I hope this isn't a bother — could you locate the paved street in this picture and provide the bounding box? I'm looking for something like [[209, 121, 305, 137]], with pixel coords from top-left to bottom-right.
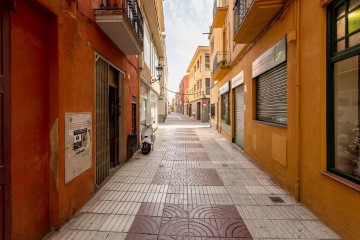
[[47, 113, 340, 240]]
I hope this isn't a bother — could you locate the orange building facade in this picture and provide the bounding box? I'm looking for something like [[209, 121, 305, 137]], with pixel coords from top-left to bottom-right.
[[210, 0, 360, 239], [2, 0, 144, 239]]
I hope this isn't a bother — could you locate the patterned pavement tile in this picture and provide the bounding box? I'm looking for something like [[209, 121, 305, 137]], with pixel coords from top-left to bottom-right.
[[163, 204, 188, 218], [159, 218, 189, 236], [125, 233, 158, 240], [137, 203, 165, 217], [48, 124, 340, 240], [215, 219, 252, 238], [128, 216, 162, 235]]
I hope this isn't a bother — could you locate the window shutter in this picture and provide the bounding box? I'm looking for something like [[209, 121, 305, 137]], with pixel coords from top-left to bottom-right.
[[256, 62, 287, 125]]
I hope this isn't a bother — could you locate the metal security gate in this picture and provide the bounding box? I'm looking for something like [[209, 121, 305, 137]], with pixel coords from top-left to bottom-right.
[[0, 3, 10, 239], [234, 84, 245, 149], [256, 62, 287, 125], [96, 57, 110, 186]]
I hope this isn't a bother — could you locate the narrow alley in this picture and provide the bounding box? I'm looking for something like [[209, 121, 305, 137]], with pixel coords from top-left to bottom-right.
[[47, 113, 340, 240]]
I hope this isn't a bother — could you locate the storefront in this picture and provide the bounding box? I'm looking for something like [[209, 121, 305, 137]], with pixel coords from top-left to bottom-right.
[[253, 37, 287, 126], [151, 90, 158, 124], [232, 71, 245, 149], [220, 82, 230, 136], [140, 81, 150, 134]]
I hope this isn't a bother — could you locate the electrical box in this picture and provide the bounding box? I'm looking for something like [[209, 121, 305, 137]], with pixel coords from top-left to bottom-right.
[[65, 113, 92, 184]]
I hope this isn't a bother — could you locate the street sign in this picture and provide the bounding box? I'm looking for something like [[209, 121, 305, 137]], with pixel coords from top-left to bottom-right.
[[202, 102, 207, 107]]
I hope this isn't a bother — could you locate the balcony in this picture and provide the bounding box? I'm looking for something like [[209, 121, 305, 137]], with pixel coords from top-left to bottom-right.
[[95, 0, 144, 55], [212, 51, 230, 80], [233, 0, 285, 43], [213, 0, 228, 28]]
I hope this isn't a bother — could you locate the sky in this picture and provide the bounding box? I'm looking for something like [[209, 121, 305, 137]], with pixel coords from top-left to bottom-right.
[[163, 0, 213, 101]]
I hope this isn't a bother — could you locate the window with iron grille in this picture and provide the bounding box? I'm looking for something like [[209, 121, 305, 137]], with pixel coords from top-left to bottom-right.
[[327, 0, 360, 184]]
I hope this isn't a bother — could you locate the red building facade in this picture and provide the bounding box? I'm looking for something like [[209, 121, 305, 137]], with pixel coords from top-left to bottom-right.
[[3, 0, 142, 239]]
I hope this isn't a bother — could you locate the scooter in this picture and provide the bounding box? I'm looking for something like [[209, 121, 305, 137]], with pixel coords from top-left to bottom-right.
[[140, 121, 156, 154]]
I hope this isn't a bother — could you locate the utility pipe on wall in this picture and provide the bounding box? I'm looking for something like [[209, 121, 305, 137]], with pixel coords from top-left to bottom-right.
[[294, 0, 302, 201]]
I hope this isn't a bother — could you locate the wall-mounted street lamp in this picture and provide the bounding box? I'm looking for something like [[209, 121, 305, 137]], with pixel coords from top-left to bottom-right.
[[151, 63, 163, 84]]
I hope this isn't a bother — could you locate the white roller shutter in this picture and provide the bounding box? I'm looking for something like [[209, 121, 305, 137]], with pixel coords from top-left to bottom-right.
[[256, 62, 287, 125], [234, 84, 245, 149]]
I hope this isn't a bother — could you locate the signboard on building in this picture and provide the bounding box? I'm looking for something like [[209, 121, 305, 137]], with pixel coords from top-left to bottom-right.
[[65, 113, 92, 184], [231, 70, 244, 89], [219, 82, 230, 95], [252, 37, 286, 78]]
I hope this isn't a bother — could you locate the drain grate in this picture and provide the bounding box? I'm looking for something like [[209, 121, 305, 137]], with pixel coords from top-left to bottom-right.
[[222, 164, 228, 167], [269, 196, 284, 203]]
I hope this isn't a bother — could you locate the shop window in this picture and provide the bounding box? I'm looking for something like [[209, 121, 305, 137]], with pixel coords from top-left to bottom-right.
[[328, 0, 360, 184], [221, 93, 230, 124]]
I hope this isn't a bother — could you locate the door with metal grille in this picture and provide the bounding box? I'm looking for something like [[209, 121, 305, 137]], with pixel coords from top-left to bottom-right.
[[95, 57, 110, 186], [0, 3, 10, 239], [234, 84, 245, 149]]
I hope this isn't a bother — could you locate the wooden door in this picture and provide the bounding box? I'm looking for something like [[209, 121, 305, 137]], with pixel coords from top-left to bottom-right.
[[0, 2, 11, 240]]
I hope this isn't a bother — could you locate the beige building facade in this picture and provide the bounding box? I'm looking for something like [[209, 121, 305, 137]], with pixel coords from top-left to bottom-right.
[[186, 46, 211, 122], [209, 0, 360, 239]]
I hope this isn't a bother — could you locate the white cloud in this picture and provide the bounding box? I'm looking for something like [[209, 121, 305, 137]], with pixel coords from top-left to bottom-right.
[[164, 0, 212, 100]]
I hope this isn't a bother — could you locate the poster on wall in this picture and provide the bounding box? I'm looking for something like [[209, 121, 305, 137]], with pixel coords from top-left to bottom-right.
[[65, 113, 92, 184]]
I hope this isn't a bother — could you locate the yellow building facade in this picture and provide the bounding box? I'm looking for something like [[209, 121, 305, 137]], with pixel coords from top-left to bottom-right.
[[210, 0, 360, 239], [186, 46, 211, 122]]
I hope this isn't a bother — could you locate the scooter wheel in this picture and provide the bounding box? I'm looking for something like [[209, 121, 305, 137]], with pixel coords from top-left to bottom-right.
[[142, 142, 151, 155]]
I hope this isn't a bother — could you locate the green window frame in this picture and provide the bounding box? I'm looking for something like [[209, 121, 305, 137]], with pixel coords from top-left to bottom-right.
[[327, 0, 360, 184]]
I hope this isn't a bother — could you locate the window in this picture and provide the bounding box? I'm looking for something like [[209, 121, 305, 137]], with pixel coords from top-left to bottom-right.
[[211, 104, 216, 118], [328, 0, 360, 184], [221, 93, 230, 124], [205, 54, 210, 71], [206, 78, 210, 95], [200, 56, 202, 72], [256, 62, 287, 125]]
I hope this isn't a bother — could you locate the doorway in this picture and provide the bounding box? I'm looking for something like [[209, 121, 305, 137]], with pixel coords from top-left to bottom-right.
[[95, 55, 124, 186], [0, 3, 10, 239]]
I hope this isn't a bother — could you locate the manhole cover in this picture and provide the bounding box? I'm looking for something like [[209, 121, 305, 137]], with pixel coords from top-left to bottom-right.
[[269, 196, 284, 203], [159, 164, 164, 168], [222, 164, 228, 167]]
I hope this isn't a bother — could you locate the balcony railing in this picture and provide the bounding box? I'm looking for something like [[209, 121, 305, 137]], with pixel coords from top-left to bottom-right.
[[212, 51, 230, 80], [233, 0, 253, 38], [213, 0, 229, 19], [95, 0, 144, 54], [213, 51, 229, 75], [233, 0, 285, 43], [213, 0, 228, 28]]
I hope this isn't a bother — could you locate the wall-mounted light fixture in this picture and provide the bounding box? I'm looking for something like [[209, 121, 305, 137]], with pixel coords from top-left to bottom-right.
[[151, 63, 164, 84]]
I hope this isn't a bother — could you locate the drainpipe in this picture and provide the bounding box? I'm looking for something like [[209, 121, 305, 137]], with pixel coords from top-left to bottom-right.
[[294, 0, 301, 201]]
